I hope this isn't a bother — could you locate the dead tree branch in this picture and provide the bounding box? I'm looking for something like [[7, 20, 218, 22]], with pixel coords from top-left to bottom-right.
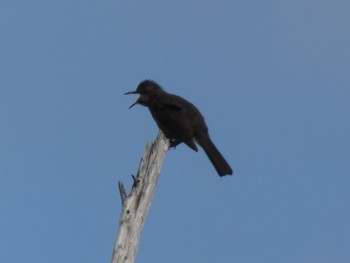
[[111, 131, 169, 263]]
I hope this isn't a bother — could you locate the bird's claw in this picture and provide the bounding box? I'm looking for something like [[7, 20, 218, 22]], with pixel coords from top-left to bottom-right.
[[169, 139, 181, 149]]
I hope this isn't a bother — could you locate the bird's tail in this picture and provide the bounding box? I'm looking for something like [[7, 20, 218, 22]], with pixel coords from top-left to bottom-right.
[[196, 135, 233, 176]]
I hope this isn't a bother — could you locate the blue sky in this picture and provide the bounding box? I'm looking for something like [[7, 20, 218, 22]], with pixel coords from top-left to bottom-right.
[[1, 0, 349, 262]]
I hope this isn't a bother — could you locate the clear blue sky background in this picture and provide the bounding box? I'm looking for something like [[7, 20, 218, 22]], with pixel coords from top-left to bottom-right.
[[1, 0, 349, 262]]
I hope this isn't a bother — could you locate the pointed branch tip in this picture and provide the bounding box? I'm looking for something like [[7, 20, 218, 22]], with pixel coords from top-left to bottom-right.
[[118, 181, 127, 204]]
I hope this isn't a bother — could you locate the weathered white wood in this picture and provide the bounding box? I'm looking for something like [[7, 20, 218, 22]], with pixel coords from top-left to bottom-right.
[[111, 131, 169, 263]]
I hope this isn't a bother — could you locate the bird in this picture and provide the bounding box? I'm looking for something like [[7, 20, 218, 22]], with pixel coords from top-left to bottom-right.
[[125, 80, 233, 176]]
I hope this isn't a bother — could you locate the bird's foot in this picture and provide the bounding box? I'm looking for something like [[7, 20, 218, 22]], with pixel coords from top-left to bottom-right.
[[169, 139, 181, 150]]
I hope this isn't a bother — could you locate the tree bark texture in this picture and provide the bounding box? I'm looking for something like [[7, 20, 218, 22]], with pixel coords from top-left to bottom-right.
[[111, 131, 169, 263]]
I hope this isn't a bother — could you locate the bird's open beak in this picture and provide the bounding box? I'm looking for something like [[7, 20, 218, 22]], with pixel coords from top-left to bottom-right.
[[124, 90, 138, 95], [124, 90, 139, 109], [127, 99, 140, 109]]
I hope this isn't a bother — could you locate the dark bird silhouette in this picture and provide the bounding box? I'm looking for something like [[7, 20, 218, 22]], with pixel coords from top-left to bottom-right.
[[125, 80, 233, 176]]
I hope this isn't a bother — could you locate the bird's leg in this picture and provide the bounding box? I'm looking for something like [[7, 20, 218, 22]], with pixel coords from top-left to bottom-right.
[[169, 139, 182, 149]]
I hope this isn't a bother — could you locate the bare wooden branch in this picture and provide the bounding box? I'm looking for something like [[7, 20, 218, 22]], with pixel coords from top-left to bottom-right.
[[111, 131, 169, 263], [118, 181, 127, 205]]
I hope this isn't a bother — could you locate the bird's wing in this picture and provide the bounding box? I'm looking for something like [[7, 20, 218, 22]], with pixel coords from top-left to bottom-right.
[[160, 103, 182, 111], [158, 94, 189, 111]]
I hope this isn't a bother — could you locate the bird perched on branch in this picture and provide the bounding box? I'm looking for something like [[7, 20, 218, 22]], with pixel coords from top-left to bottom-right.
[[125, 80, 233, 176]]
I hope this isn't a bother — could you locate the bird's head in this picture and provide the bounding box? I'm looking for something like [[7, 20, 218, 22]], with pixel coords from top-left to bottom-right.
[[125, 80, 163, 109]]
